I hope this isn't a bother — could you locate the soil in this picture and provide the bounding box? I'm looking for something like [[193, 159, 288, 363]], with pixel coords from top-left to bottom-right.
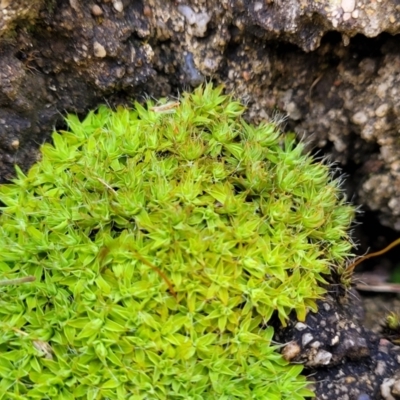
[[276, 287, 400, 400]]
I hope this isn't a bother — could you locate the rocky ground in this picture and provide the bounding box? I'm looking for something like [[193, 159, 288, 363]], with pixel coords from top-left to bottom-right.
[[1, 0, 400, 231]]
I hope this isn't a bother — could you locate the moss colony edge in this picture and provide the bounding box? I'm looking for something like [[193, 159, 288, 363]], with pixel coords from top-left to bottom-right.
[[0, 85, 354, 399]]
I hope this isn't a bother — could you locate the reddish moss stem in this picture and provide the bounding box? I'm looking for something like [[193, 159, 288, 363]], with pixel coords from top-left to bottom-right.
[[346, 237, 400, 274]]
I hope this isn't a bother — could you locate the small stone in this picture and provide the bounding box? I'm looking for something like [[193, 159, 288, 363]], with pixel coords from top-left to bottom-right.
[[313, 350, 332, 366], [10, 139, 19, 150], [93, 41, 106, 58], [302, 333, 314, 346], [113, 0, 123, 12], [352, 111, 368, 125], [341, 0, 356, 13], [352, 9, 359, 18], [343, 12, 351, 21], [254, 1, 263, 11], [282, 341, 301, 361], [331, 335, 340, 346], [0, 0, 10, 8], [322, 302, 331, 311], [375, 103, 389, 117], [381, 378, 395, 400], [295, 322, 308, 331], [143, 5, 152, 17], [91, 4, 103, 16], [390, 14, 396, 23], [391, 380, 400, 396], [286, 101, 302, 120]]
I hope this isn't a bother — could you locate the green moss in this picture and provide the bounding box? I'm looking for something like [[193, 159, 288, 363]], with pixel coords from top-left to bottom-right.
[[0, 84, 354, 399]]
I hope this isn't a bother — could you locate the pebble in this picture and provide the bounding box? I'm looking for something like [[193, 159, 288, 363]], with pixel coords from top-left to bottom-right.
[[113, 0, 123, 12], [381, 378, 395, 400], [313, 350, 332, 366], [0, 0, 10, 9], [91, 4, 103, 16], [352, 9, 359, 18], [282, 341, 301, 361], [375, 103, 389, 117], [322, 302, 331, 311], [391, 380, 400, 396], [93, 42, 106, 58], [343, 12, 351, 21], [295, 322, 308, 331], [302, 333, 314, 346], [331, 335, 340, 346], [352, 111, 368, 125], [341, 0, 356, 13], [143, 5, 152, 17], [310, 341, 321, 349], [286, 101, 302, 120]]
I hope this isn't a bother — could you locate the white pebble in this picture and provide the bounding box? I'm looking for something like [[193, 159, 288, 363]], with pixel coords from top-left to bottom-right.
[[302, 333, 314, 346], [352, 111, 368, 125], [113, 0, 123, 12], [341, 0, 356, 13], [343, 12, 351, 21], [295, 322, 308, 331]]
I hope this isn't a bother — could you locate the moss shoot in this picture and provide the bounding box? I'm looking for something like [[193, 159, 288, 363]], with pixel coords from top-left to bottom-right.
[[0, 84, 354, 399]]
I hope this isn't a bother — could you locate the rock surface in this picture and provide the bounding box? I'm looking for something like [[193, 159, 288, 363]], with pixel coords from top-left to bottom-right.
[[1, 0, 400, 230]]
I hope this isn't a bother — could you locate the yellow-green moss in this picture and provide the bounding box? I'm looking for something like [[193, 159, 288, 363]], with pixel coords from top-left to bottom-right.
[[0, 84, 354, 399]]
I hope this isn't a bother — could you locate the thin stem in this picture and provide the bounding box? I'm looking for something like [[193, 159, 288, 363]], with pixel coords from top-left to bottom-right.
[[346, 237, 400, 274], [0, 276, 36, 286]]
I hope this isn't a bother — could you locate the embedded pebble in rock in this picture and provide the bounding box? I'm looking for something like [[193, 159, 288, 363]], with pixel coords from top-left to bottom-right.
[[343, 13, 352, 22], [311, 349, 332, 366], [322, 302, 331, 311], [286, 101, 302, 120], [302, 332, 314, 346], [352, 111, 368, 125], [391, 380, 400, 395], [93, 42, 106, 58], [375, 360, 387, 376], [381, 378, 396, 400], [0, 0, 11, 8], [112, 0, 123, 12], [91, 4, 103, 16], [295, 322, 308, 331], [310, 341, 321, 349], [375, 103, 390, 117], [177, 5, 211, 37], [331, 334, 340, 346], [341, 0, 356, 13]]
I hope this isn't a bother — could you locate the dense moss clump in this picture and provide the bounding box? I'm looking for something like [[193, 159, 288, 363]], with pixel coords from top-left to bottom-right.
[[0, 85, 354, 399]]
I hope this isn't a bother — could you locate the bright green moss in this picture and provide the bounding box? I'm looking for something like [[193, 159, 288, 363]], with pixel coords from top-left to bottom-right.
[[0, 84, 354, 399]]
